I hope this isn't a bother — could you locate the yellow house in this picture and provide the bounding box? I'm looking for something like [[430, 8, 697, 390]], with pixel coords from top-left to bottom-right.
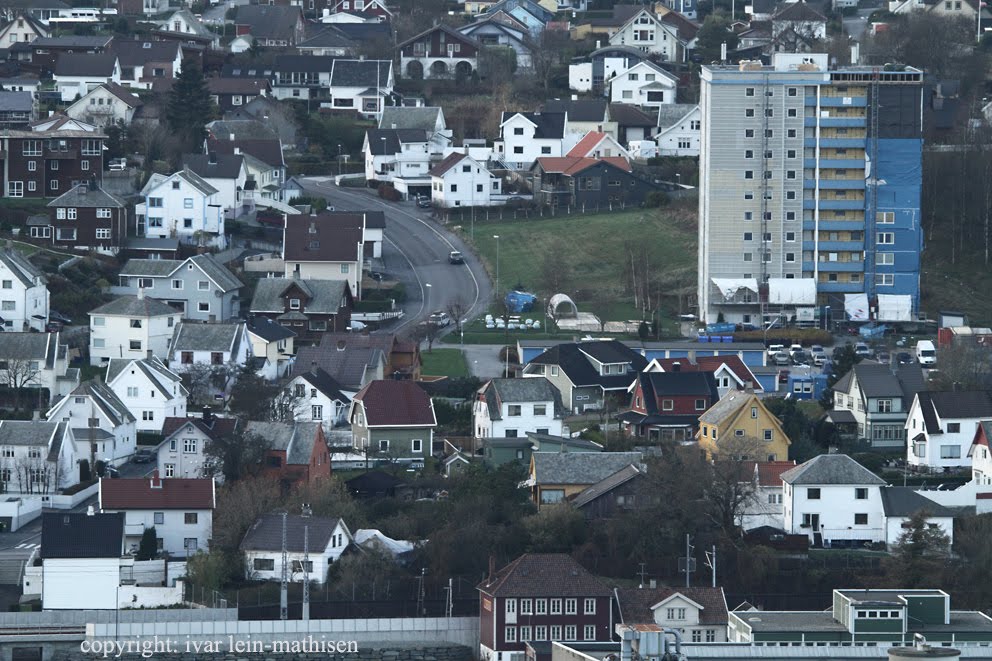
[[697, 391, 791, 462]]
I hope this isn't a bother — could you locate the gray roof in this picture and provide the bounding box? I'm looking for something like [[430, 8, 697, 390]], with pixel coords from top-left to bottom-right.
[[298, 27, 354, 49], [656, 103, 698, 129], [531, 451, 642, 485], [697, 389, 753, 425], [189, 254, 243, 292], [123, 237, 179, 252], [106, 357, 184, 401], [0, 91, 32, 113], [0, 332, 59, 365], [329, 59, 391, 88], [159, 9, 215, 39], [53, 52, 117, 77], [292, 343, 383, 391], [118, 255, 241, 292], [780, 454, 886, 486], [571, 463, 645, 508], [0, 248, 45, 288], [47, 183, 124, 210], [241, 513, 343, 553], [245, 420, 321, 465], [111, 40, 180, 68], [57, 379, 136, 426], [834, 362, 927, 406], [184, 153, 245, 180], [527, 432, 603, 452], [120, 258, 183, 277], [879, 486, 956, 518], [378, 106, 442, 131], [233, 4, 303, 41], [175, 168, 219, 197], [89, 294, 177, 318], [250, 277, 350, 315], [480, 377, 563, 421], [0, 420, 61, 447], [204, 119, 277, 142], [32, 35, 110, 49], [169, 322, 244, 354]]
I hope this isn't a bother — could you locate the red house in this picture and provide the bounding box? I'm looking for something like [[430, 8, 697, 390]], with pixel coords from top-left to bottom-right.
[[644, 355, 762, 393], [478, 553, 614, 661], [246, 421, 330, 489], [618, 371, 719, 442]]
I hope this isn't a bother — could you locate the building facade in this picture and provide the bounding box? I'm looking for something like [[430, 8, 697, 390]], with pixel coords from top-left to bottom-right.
[[698, 53, 923, 325]]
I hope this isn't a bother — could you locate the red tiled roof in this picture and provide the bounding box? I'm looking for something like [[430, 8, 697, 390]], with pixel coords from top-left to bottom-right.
[[479, 553, 612, 598], [615, 586, 728, 625], [429, 152, 467, 177], [566, 131, 608, 158], [650, 355, 761, 391], [742, 460, 797, 487], [536, 156, 631, 176], [354, 380, 436, 427], [99, 477, 215, 510]]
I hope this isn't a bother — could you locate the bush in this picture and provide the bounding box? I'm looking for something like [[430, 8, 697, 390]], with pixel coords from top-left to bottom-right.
[[377, 183, 401, 201], [734, 328, 834, 346], [644, 191, 670, 208]]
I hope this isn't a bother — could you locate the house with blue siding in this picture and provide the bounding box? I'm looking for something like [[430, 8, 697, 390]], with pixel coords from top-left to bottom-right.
[[516, 339, 768, 368]]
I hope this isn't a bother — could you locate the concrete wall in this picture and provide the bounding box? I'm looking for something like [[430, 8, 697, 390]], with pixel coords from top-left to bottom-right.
[[43, 481, 99, 510], [0, 496, 42, 531], [118, 580, 183, 608]]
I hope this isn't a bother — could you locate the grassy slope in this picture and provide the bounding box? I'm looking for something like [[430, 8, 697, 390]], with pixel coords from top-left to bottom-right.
[[420, 348, 470, 377]]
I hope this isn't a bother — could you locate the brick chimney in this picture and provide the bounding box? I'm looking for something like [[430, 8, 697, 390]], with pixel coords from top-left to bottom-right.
[[150, 470, 162, 489]]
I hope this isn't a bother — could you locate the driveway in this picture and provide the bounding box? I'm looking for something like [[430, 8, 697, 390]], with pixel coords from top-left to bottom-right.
[[295, 178, 494, 334]]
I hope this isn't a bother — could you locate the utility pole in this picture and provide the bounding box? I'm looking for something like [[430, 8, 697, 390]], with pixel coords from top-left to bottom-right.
[[416, 568, 426, 616], [280, 512, 288, 621], [637, 563, 647, 588], [302, 525, 310, 621], [686, 535, 691, 588], [704, 545, 717, 588]]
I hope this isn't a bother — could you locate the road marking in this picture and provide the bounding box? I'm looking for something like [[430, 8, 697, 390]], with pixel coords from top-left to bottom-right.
[[305, 180, 485, 322], [383, 235, 424, 334], [14, 544, 25, 549]]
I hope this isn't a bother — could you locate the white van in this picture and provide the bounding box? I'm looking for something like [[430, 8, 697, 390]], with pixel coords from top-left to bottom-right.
[[916, 340, 937, 366]]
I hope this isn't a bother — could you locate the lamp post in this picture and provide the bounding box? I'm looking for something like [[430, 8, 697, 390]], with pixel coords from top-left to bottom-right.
[[337, 144, 343, 177], [425, 283, 432, 319], [493, 234, 500, 302]]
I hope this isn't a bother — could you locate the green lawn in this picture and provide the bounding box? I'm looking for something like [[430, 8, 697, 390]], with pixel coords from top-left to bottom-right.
[[420, 348, 470, 377], [463, 206, 696, 334]]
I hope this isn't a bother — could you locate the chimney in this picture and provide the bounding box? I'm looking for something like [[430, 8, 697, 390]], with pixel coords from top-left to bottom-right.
[[146, 349, 153, 361], [745, 382, 754, 393], [208, 151, 218, 164], [672, 361, 681, 372], [595, 40, 601, 48], [150, 470, 162, 489], [720, 41, 727, 62], [234, 147, 241, 155], [86, 505, 95, 516], [649, 579, 657, 589], [391, 123, 397, 129], [571, 94, 577, 101], [32, 410, 40, 421], [301, 503, 312, 517], [88, 176, 97, 192], [202, 405, 213, 424], [688, 350, 696, 365], [336, 339, 346, 351], [137, 287, 145, 300], [311, 360, 318, 376]]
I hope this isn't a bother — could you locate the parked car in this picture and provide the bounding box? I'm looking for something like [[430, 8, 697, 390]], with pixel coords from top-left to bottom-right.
[[773, 351, 791, 366], [877, 351, 891, 364], [792, 350, 810, 366], [132, 449, 155, 464], [789, 343, 804, 360], [767, 344, 786, 359], [429, 310, 451, 327], [108, 158, 127, 171], [417, 196, 432, 209], [448, 251, 464, 265], [49, 310, 72, 325], [897, 351, 913, 364], [810, 345, 827, 366], [778, 369, 790, 384], [854, 342, 872, 358]]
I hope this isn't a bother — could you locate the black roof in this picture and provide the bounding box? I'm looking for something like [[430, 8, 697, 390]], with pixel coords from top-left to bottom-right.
[[639, 371, 720, 400], [41, 512, 123, 559], [298, 366, 349, 403], [183, 153, 245, 179], [541, 98, 608, 122], [233, 4, 302, 41], [501, 111, 566, 139], [330, 59, 391, 88], [880, 486, 956, 518], [916, 390, 992, 434], [246, 315, 296, 342], [240, 513, 341, 553], [298, 27, 354, 49], [346, 470, 403, 493], [111, 40, 180, 67], [530, 341, 647, 390], [53, 52, 117, 77], [331, 22, 392, 42], [366, 127, 428, 155]]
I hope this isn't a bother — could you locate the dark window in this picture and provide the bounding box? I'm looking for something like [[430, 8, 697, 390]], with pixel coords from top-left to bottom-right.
[[807, 488, 821, 499]]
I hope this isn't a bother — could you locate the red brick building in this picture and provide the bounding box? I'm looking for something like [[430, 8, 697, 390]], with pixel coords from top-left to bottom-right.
[[247, 421, 330, 490], [42, 181, 128, 251], [3, 129, 107, 198], [478, 554, 614, 661], [618, 371, 719, 442]]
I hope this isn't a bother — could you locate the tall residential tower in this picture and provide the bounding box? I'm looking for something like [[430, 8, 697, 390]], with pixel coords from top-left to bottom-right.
[[698, 53, 923, 325]]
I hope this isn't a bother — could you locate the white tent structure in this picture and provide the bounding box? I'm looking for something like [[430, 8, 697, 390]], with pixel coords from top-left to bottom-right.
[[547, 293, 579, 319], [844, 293, 870, 321], [767, 278, 816, 305], [876, 294, 913, 322]]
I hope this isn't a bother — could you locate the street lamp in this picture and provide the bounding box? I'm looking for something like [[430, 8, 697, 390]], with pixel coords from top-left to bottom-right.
[[493, 235, 500, 301], [425, 283, 432, 313], [337, 144, 343, 177], [764, 316, 780, 349]]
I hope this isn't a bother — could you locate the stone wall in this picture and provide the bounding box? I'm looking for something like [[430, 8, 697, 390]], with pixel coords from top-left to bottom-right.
[[48, 643, 474, 661]]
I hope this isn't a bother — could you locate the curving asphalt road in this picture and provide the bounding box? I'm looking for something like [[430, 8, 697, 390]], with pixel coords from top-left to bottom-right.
[[296, 178, 494, 335]]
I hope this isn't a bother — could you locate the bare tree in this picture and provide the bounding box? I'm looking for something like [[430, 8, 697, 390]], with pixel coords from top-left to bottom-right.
[[1, 358, 41, 409], [526, 29, 572, 94], [408, 321, 440, 354], [446, 297, 467, 334], [928, 343, 992, 391], [706, 435, 766, 543], [772, 21, 825, 53]]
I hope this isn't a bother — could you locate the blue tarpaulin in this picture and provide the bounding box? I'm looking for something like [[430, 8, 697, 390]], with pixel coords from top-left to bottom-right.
[[504, 291, 537, 313]]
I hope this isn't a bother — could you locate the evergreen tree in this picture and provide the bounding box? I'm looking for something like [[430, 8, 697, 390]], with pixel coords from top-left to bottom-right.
[[166, 61, 213, 151], [137, 527, 158, 560]]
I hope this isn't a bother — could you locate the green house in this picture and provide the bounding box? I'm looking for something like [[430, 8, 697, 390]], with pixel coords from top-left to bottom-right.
[[482, 432, 603, 467], [350, 380, 436, 466], [728, 589, 992, 646]]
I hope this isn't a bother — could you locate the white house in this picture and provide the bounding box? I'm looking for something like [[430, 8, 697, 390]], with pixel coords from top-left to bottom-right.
[[906, 391, 992, 471], [739, 460, 795, 531], [64, 82, 141, 127], [247, 316, 296, 381], [281, 213, 364, 300], [88, 291, 181, 366], [99, 474, 215, 556], [0, 246, 49, 332], [655, 104, 700, 156], [879, 486, 956, 548], [327, 59, 394, 120], [53, 53, 121, 103], [135, 169, 226, 250], [157, 9, 220, 49], [970, 420, 992, 486], [40, 512, 124, 610], [183, 153, 250, 217], [283, 366, 353, 429], [363, 127, 451, 195], [156, 411, 237, 480], [0, 420, 76, 495], [609, 60, 678, 107], [0, 332, 78, 400], [609, 9, 687, 62], [473, 377, 565, 439], [494, 111, 569, 170], [615, 586, 729, 642], [429, 152, 501, 208], [240, 513, 352, 584], [105, 357, 187, 433], [168, 322, 251, 371], [47, 379, 137, 467], [781, 454, 887, 546], [0, 13, 48, 46]]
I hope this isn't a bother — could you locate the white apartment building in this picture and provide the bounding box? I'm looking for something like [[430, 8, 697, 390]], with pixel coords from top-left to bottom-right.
[[136, 169, 226, 250], [88, 291, 181, 366]]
